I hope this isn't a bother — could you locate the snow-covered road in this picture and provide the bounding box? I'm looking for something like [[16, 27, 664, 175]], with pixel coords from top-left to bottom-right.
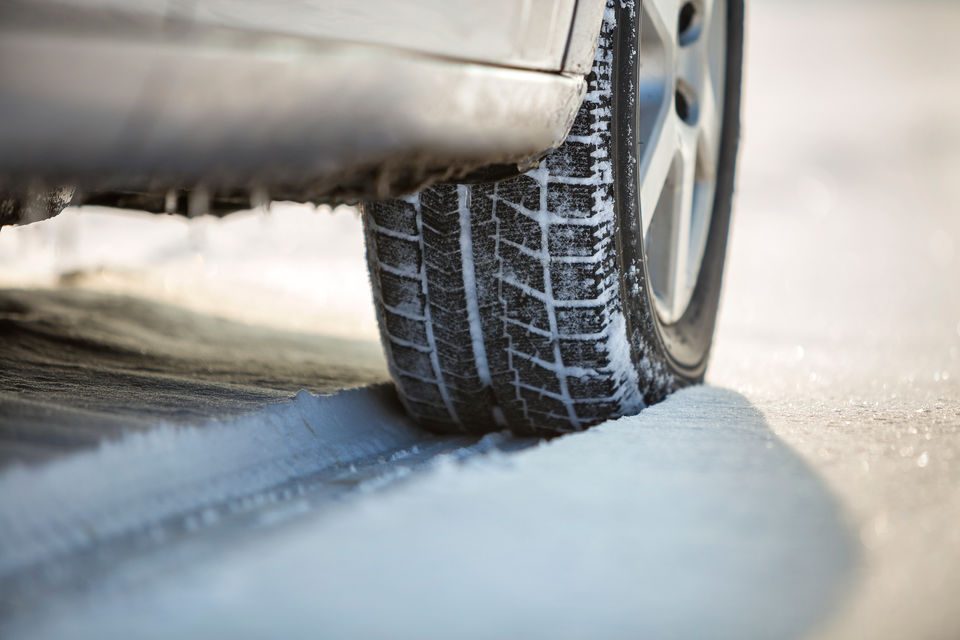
[[1, 386, 853, 640], [1, 1, 959, 639]]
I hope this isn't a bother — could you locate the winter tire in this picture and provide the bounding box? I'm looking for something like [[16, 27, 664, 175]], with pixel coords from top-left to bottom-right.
[[363, 0, 743, 435]]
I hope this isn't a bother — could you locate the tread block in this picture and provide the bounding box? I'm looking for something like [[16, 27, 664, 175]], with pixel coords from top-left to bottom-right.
[[437, 343, 479, 377], [566, 121, 592, 141], [566, 375, 618, 399], [421, 186, 461, 217], [499, 243, 545, 292], [573, 400, 622, 422], [491, 370, 519, 392], [468, 184, 496, 219], [384, 313, 428, 347], [442, 373, 487, 395], [567, 104, 597, 138], [556, 307, 606, 335], [422, 223, 461, 256], [544, 146, 595, 179], [559, 339, 609, 370], [495, 204, 542, 250], [547, 183, 596, 218], [377, 271, 425, 315], [424, 262, 466, 295], [431, 323, 473, 348], [518, 389, 569, 418], [548, 224, 599, 257], [481, 318, 512, 375], [472, 260, 500, 308], [374, 232, 421, 271], [495, 175, 541, 211], [505, 323, 555, 363], [397, 375, 446, 405], [471, 219, 497, 244], [429, 304, 469, 332], [512, 356, 562, 394], [423, 251, 463, 275], [500, 281, 550, 331], [551, 261, 599, 301], [367, 201, 418, 236], [391, 343, 436, 380]]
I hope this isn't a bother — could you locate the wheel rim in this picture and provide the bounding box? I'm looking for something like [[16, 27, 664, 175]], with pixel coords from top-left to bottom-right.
[[637, 0, 727, 325]]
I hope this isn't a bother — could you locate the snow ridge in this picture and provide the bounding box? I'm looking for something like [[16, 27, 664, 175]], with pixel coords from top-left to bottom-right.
[[0, 385, 431, 577]]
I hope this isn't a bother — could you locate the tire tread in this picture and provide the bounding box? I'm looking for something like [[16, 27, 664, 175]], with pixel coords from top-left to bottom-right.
[[364, 6, 651, 435]]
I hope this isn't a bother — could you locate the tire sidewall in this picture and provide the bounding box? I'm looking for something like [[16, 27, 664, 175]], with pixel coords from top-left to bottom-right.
[[612, 0, 744, 394]]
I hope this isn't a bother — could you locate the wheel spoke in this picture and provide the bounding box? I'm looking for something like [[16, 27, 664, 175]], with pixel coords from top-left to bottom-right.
[[639, 110, 680, 240], [705, 0, 728, 94], [700, 0, 727, 176], [696, 73, 721, 178], [643, 0, 681, 45], [701, 0, 718, 35], [664, 131, 698, 321]]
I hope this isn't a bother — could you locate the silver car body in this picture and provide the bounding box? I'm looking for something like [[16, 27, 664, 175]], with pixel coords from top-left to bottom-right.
[[0, 0, 607, 203]]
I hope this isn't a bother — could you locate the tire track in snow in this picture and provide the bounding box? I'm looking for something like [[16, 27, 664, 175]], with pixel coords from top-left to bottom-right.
[[0, 384, 533, 584]]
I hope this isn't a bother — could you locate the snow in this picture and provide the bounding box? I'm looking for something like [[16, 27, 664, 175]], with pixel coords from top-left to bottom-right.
[[2, 386, 853, 640], [0, 386, 425, 577]]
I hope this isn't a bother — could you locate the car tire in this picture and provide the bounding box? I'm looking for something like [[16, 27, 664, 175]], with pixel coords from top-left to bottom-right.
[[362, 0, 743, 435]]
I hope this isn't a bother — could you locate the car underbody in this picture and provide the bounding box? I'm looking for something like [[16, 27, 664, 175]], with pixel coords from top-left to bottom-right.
[[0, 0, 605, 224]]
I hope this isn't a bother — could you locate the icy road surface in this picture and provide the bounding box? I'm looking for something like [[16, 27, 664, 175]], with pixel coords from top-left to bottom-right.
[[1, 1, 960, 639]]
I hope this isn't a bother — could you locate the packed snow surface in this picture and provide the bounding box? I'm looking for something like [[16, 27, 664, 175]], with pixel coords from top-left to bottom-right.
[[2, 386, 853, 640], [0, 385, 424, 576]]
